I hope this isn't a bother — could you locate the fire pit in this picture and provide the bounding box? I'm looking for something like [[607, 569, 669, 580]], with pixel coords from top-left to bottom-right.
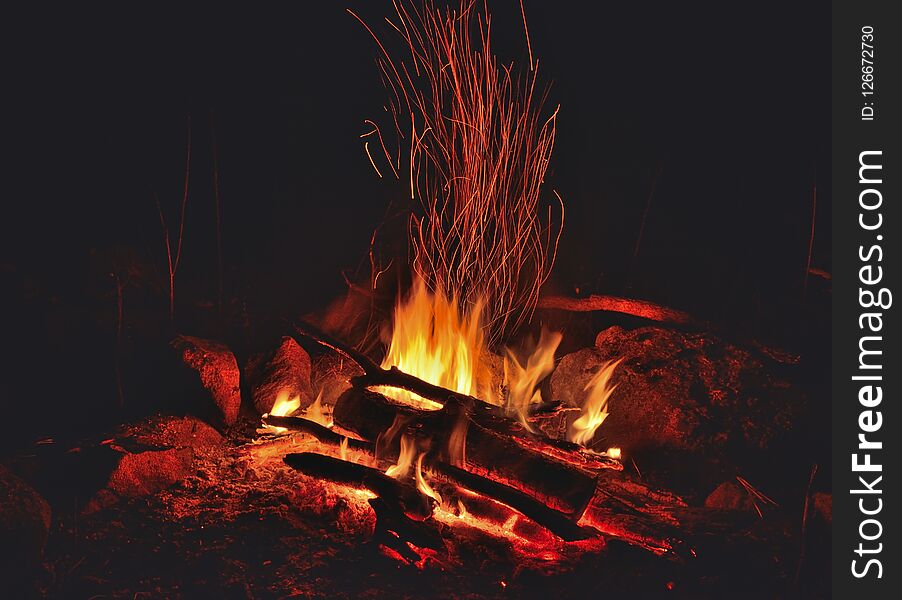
[[1, 0, 830, 598]]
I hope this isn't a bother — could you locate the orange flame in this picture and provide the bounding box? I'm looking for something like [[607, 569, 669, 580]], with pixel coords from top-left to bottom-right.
[[385, 434, 416, 479], [270, 390, 301, 417], [568, 359, 622, 446], [503, 329, 562, 430], [257, 390, 302, 435], [378, 277, 494, 409], [415, 453, 442, 506], [339, 437, 350, 462], [456, 499, 468, 519]]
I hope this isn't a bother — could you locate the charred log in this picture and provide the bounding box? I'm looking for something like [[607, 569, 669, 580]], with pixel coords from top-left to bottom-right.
[[537, 294, 700, 326], [290, 320, 620, 473], [262, 415, 373, 453], [431, 462, 596, 542], [368, 497, 444, 559], [278, 428, 592, 541], [283, 452, 432, 519], [332, 387, 598, 518]]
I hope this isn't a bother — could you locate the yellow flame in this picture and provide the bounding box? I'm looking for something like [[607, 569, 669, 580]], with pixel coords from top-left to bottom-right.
[[605, 447, 622, 460], [385, 434, 416, 479], [379, 277, 492, 410], [456, 499, 468, 519], [340, 437, 349, 462], [270, 390, 301, 417], [502, 514, 518, 531], [303, 390, 332, 428], [415, 453, 442, 506], [568, 359, 622, 446], [257, 390, 302, 435], [503, 329, 562, 430], [375, 413, 409, 463]]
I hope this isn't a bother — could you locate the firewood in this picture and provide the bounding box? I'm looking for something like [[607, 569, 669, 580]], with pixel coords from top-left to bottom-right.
[[278, 428, 692, 552], [537, 294, 699, 326], [283, 452, 432, 519], [283, 446, 593, 542], [431, 462, 596, 542], [269, 419, 588, 541], [368, 497, 444, 554], [262, 415, 373, 453], [332, 387, 598, 518], [289, 320, 620, 472]]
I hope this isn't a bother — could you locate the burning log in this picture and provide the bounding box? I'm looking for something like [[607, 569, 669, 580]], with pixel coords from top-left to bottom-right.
[[431, 462, 595, 542], [284, 453, 443, 561], [283, 452, 432, 520], [274, 412, 696, 550], [367, 497, 444, 561], [290, 321, 620, 471], [537, 294, 701, 327], [261, 415, 373, 453], [332, 387, 598, 518], [290, 321, 480, 408], [272, 418, 595, 541], [282, 445, 594, 542]]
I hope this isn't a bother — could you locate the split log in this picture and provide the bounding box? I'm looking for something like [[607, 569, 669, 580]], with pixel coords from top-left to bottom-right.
[[368, 497, 443, 560], [289, 320, 620, 473], [432, 462, 595, 542], [283, 453, 431, 519], [272, 420, 594, 541], [279, 432, 692, 552], [262, 415, 373, 453], [332, 387, 598, 518], [289, 321, 484, 408], [537, 294, 700, 327]]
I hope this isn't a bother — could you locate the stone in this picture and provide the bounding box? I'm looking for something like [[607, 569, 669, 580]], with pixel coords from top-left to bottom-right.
[[172, 335, 241, 425], [311, 352, 364, 409], [550, 326, 806, 455], [247, 336, 313, 415], [704, 481, 755, 512], [83, 447, 195, 514], [82, 415, 224, 514], [120, 415, 224, 450], [0, 464, 52, 578]]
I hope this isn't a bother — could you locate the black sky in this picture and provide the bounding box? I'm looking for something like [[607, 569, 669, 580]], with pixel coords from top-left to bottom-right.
[[1, 1, 830, 441], [4, 1, 829, 308]]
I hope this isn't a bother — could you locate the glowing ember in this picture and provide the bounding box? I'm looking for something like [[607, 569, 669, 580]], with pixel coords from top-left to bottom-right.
[[378, 277, 494, 409], [352, 0, 564, 344], [503, 329, 562, 430], [415, 453, 442, 506], [605, 447, 622, 460], [568, 359, 622, 446], [385, 434, 416, 479]]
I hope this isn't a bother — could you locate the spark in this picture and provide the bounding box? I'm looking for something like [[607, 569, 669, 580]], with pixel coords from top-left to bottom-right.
[[354, 0, 563, 345], [364, 142, 384, 178]]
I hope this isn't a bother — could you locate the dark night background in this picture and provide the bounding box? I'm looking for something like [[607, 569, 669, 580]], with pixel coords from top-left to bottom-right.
[[2, 2, 830, 449]]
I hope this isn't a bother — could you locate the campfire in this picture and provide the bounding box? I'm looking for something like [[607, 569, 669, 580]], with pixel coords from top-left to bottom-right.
[[257, 299, 624, 560], [2, 0, 830, 597], [245, 0, 637, 564]]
